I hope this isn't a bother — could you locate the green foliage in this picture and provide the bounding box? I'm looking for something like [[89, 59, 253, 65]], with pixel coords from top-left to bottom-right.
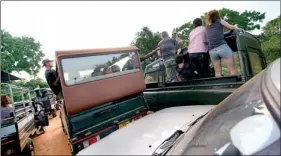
[[259, 16, 280, 64], [219, 8, 265, 31], [1, 29, 45, 76], [263, 16, 280, 37], [131, 27, 161, 56], [12, 78, 49, 91], [131, 27, 162, 71], [173, 22, 194, 48], [262, 35, 280, 64]]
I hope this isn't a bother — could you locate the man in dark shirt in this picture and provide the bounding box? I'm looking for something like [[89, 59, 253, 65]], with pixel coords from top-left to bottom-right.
[[42, 59, 62, 98], [175, 54, 195, 81], [157, 31, 182, 82]]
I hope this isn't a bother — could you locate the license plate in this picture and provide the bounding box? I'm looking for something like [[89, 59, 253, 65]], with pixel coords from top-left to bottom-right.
[[118, 120, 130, 129]]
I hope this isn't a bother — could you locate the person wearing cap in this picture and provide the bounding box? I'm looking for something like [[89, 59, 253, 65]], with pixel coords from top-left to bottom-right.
[[42, 59, 62, 98], [157, 31, 182, 82], [187, 18, 210, 78]]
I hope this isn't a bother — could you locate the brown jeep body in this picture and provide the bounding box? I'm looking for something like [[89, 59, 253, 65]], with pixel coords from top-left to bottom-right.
[[56, 46, 146, 115]]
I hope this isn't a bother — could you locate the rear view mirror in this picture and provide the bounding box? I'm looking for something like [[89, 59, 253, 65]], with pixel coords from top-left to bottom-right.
[[230, 114, 280, 155]]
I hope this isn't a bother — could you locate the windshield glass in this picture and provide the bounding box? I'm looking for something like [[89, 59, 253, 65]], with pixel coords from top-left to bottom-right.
[[182, 71, 278, 155], [61, 51, 140, 86]]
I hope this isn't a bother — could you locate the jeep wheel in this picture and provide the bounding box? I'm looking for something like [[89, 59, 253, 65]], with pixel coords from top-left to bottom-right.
[[23, 138, 35, 155]]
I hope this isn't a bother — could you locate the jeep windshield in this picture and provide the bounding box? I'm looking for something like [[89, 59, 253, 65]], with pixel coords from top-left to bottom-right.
[[61, 51, 140, 86], [178, 69, 280, 155]]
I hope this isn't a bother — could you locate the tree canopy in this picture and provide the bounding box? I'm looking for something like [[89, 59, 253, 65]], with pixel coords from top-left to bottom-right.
[[1, 29, 45, 76], [12, 78, 49, 91], [174, 8, 266, 48], [260, 16, 280, 64], [131, 27, 161, 56]]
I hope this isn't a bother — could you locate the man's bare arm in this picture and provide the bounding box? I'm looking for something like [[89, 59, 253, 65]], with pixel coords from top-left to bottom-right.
[[140, 47, 160, 62], [53, 76, 60, 86]]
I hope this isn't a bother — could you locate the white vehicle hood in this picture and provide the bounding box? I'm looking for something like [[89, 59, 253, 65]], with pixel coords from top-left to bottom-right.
[[77, 105, 215, 155]]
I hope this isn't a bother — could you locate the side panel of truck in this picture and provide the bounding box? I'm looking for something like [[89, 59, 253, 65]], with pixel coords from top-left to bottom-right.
[[63, 94, 148, 154], [144, 76, 244, 110]]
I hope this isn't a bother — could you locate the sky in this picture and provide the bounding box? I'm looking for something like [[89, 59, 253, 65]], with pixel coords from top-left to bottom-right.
[[1, 1, 280, 81]]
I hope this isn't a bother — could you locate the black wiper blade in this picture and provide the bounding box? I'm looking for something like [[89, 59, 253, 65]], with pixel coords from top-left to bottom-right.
[[152, 130, 184, 156], [152, 110, 212, 156]]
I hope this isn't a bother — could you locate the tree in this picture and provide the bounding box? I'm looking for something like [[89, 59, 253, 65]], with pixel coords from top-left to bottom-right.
[[12, 78, 49, 91], [174, 8, 266, 46], [260, 16, 280, 64], [1, 29, 45, 77], [131, 27, 161, 56], [219, 8, 265, 31], [131, 27, 162, 70], [173, 21, 194, 48]]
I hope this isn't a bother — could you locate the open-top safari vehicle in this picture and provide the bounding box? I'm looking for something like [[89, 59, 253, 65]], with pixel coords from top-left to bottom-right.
[[1, 83, 48, 155]]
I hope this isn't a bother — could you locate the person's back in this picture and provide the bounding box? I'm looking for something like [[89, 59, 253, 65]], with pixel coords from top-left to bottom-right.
[[1, 96, 13, 119], [45, 69, 61, 94], [187, 18, 210, 78], [205, 9, 238, 77], [206, 19, 226, 51], [158, 38, 178, 60], [188, 26, 208, 53], [43, 59, 62, 99]]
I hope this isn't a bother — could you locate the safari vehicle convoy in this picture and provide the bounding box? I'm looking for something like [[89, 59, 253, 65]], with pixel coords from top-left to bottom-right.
[[1, 83, 49, 155], [53, 30, 270, 155]]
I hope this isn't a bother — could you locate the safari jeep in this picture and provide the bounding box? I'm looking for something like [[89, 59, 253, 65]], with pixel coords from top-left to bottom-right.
[[143, 29, 268, 111], [55, 47, 149, 154]]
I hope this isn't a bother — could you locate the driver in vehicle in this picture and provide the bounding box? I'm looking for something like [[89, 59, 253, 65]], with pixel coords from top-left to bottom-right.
[[1, 95, 13, 119]]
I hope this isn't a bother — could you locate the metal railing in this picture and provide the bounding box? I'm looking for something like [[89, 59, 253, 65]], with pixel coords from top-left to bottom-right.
[[1, 83, 33, 125]]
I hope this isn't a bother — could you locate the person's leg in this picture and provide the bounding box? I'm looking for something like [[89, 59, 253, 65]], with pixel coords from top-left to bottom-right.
[[164, 60, 172, 82], [209, 49, 222, 77], [219, 44, 238, 76], [213, 60, 222, 77], [195, 53, 206, 78], [203, 52, 211, 77], [164, 58, 179, 82], [170, 59, 180, 81], [223, 57, 238, 76]]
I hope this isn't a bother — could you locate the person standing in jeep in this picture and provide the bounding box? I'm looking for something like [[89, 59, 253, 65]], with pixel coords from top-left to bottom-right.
[[157, 31, 182, 82], [188, 18, 210, 78], [42, 59, 62, 98]]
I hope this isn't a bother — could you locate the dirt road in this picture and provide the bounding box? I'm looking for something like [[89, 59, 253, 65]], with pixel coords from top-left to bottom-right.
[[33, 111, 71, 155]]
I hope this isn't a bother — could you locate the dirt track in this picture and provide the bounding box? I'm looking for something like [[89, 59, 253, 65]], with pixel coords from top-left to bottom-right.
[[33, 111, 72, 155]]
